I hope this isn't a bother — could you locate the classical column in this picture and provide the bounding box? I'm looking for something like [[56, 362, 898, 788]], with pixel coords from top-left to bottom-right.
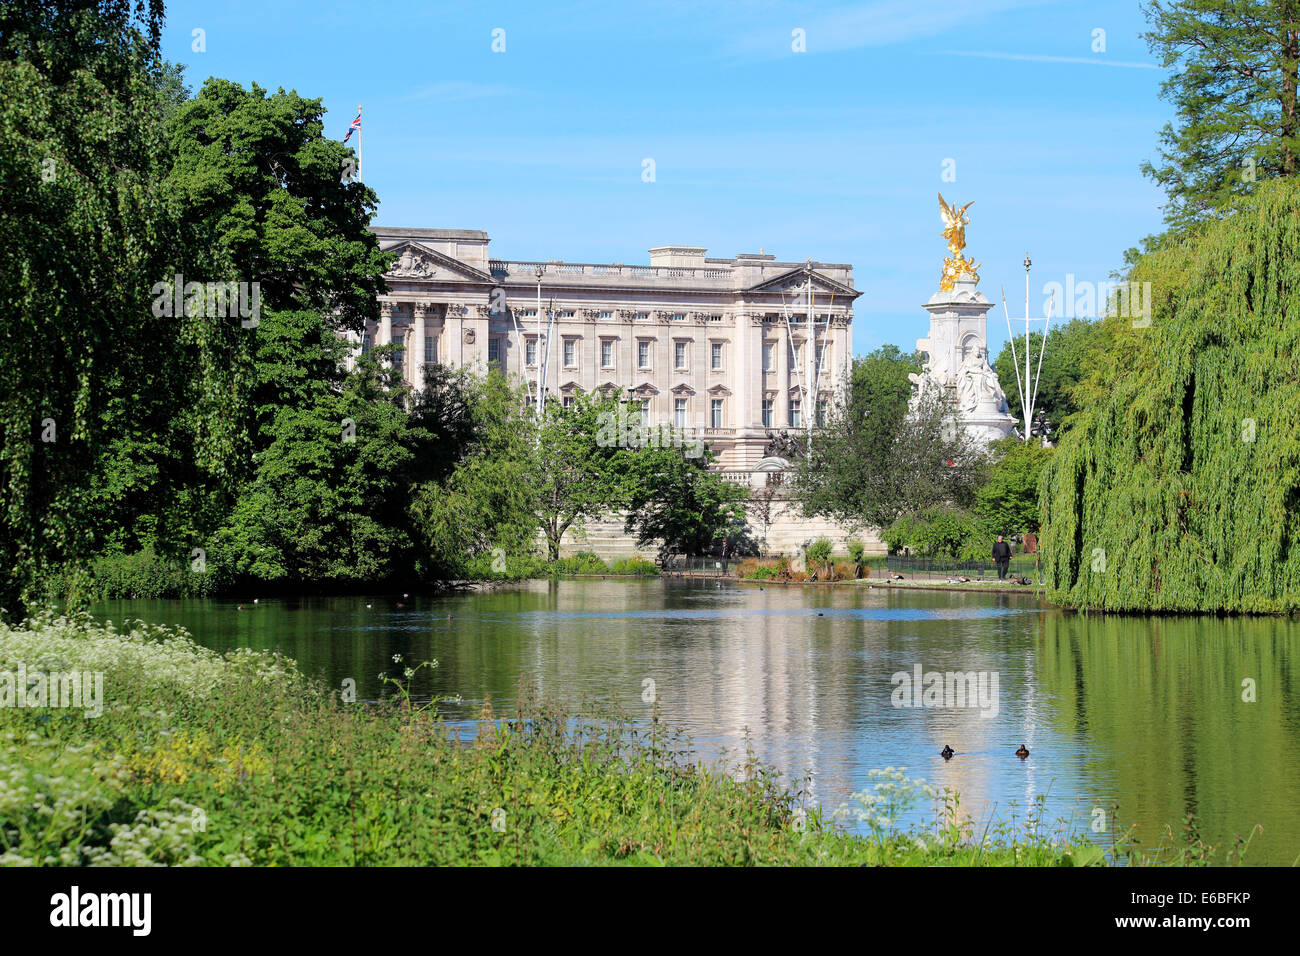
[[378, 300, 393, 347], [412, 303, 427, 393]]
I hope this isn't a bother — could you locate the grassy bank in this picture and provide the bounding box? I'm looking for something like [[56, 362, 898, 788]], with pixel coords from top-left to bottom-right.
[[0, 614, 1225, 866], [37, 549, 661, 602]]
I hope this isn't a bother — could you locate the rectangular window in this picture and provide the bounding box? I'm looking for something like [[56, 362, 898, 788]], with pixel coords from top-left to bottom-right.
[[520, 308, 537, 318], [674, 398, 687, 428], [711, 342, 723, 370], [488, 338, 500, 364], [706, 314, 723, 323], [634, 311, 649, 321], [817, 343, 828, 372], [362, 334, 372, 356], [670, 312, 686, 321], [598, 310, 613, 319], [816, 400, 827, 427], [558, 310, 575, 318], [762, 342, 774, 371], [762, 399, 773, 427], [563, 338, 576, 367], [791, 342, 802, 366], [638, 399, 651, 425], [562, 395, 575, 409], [424, 334, 435, 363], [789, 400, 801, 428], [674, 342, 687, 369], [391, 345, 403, 368], [526, 339, 537, 366], [710, 398, 723, 428], [601, 339, 614, 368], [638, 341, 651, 368]]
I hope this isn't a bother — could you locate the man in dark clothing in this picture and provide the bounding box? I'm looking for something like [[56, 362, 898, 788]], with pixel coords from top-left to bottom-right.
[[992, 536, 1012, 580]]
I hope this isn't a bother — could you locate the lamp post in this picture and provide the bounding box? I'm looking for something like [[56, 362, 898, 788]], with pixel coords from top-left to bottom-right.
[[1001, 253, 1054, 443], [534, 265, 543, 420]]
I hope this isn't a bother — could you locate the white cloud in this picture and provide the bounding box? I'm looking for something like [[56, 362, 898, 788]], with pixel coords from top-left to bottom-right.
[[938, 50, 1161, 69]]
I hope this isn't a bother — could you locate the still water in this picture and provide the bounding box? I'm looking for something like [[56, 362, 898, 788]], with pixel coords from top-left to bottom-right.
[[93, 579, 1300, 863]]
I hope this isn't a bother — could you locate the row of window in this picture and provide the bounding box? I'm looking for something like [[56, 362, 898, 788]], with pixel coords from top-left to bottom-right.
[[362, 333, 832, 379]]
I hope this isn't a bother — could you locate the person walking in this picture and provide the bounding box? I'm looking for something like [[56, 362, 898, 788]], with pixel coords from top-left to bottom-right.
[[992, 535, 1012, 580]]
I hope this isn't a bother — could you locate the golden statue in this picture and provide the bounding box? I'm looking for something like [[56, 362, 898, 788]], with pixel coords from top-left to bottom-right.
[[937, 193, 980, 291]]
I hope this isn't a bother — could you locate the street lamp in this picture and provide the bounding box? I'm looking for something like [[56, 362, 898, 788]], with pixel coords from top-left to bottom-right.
[[534, 265, 544, 419]]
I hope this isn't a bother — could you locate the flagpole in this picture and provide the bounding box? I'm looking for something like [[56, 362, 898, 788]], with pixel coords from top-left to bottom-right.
[[357, 104, 363, 183]]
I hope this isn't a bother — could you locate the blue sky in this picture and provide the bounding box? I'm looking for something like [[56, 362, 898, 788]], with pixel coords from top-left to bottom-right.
[[160, 0, 1170, 358]]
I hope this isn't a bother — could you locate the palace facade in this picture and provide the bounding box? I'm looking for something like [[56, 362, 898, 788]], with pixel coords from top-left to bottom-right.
[[355, 227, 860, 468]]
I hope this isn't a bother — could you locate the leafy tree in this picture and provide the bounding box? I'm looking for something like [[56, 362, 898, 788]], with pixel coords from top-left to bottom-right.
[[1039, 177, 1300, 612], [409, 372, 537, 577], [992, 318, 1106, 433], [623, 442, 749, 560], [973, 437, 1053, 536], [528, 392, 632, 560], [793, 348, 985, 532], [211, 349, 430, 588], [0, 0, 173, 611], [1141, 0, 1300, 227]]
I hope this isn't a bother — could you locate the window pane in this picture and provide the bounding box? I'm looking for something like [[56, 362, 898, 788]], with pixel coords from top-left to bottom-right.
[[674, 398, 686, 428], [711, 398, 723, 428], [675, 342, 686, 368], [789, 401, 801, 428], [762, 399, 773, 427], [601, 341, 613, 367], [711, 343, 722, 369]]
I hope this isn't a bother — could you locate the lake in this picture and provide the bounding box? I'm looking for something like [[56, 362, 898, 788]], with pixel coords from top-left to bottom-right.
[[92, 579, 1300, 864]]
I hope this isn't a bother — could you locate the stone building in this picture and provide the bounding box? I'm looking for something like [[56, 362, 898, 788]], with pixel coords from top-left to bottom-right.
[[356, 227, 860, 469]]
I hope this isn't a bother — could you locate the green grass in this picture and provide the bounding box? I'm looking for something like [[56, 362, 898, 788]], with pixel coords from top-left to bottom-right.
[[0, 614, 1240, 866]]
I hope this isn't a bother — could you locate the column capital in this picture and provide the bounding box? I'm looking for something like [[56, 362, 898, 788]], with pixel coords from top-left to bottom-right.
[[412, 301, 429, 318], [379, 300, 395, 318]]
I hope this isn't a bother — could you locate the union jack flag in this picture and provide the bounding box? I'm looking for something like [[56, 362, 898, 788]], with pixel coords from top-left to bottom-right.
[[343, 113, 361, 143]]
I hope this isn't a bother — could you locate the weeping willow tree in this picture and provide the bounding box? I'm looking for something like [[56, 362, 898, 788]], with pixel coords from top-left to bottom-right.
[[1039, 178, 1300, 613]]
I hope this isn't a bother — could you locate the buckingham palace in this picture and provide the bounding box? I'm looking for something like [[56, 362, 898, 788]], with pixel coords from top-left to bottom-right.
[[353, 227, 859, 469]]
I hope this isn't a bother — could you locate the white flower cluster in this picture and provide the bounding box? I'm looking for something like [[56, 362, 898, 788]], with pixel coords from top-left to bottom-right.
[[80, 799, 205, 867], [0, 613, 301, 706], [0, 733, 127, 866], [834, 767, 941, 836]]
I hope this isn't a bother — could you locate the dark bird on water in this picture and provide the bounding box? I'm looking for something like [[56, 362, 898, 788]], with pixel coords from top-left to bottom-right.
[[1016, 744, 1030, 759], [941, 745, 955, 759]]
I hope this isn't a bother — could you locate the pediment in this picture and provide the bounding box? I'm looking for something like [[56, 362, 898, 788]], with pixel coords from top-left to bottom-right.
[[746, 267, 859, 299], [707, 384, 732, 396], [632, 381, 659, 396], [382, 240, 495, 284], [558, 380, 584, 394], [670, 382, 695, 395]]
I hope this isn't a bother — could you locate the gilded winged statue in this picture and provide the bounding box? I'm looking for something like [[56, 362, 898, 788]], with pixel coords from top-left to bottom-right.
[[937, 193, 980, 291], [938, 193, 974, 255]]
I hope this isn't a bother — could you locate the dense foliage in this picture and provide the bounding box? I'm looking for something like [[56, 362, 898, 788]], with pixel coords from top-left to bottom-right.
[[1039, 179, 1300, 612]]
